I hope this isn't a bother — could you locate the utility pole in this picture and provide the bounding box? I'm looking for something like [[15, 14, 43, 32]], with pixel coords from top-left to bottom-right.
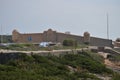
[[107, 13, 109, 39], [1, 24, 3, 43]]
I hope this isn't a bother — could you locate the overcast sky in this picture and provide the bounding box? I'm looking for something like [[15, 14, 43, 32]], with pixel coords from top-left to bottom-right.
[[0, 0, 120, 40]]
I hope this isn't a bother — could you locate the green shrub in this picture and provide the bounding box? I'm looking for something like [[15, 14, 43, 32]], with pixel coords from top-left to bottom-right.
[[63, 39, 77, 47], [62, 52, 112, 74], [0, 51, 119, 80], [112, 73, 120, 80]]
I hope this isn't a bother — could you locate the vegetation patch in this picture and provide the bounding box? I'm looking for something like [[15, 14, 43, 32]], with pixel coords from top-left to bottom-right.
[[0, 51, 120, 80]]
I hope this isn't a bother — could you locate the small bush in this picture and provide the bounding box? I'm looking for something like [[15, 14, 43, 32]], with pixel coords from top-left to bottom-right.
[[63, 39, 77, 47]]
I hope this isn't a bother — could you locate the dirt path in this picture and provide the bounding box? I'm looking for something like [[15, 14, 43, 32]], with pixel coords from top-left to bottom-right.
[[104, 59, 115, 67], [98, 52, 120, 72]]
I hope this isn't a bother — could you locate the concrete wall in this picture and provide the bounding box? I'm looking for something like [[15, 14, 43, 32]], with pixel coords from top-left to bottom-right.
[[90, 37, 112, 47], [0, 35, 12, 43], [0, 53, 21, 64]]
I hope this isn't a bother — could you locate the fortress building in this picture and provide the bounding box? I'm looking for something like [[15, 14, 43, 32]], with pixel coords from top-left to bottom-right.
[[12, 29, 112, 47]]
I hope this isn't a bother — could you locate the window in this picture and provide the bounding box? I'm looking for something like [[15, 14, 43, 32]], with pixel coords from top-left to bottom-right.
[[28, 36, 32, 41]]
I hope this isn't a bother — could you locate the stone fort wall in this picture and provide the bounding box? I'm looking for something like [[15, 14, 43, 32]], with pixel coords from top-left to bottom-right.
[[90, 37, 112, 47], [12, 29, 112, 47]]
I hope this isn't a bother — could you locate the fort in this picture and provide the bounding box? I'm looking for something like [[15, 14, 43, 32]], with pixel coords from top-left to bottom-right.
[[12, 29, 112, 47]]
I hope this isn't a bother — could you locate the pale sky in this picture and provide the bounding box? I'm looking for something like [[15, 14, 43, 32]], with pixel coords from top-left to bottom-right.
[[0, 0, 120, 40]]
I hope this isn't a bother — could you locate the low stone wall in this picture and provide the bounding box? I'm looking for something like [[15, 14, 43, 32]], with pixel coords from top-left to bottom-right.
[[104, 49, 120, 55], [0, 49, 83, 64]]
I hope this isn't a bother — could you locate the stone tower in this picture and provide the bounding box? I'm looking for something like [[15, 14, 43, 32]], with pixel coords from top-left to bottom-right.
[[43, 29, 57, 42], [83, 32, 90, 44], [12, 29, 20, 42]]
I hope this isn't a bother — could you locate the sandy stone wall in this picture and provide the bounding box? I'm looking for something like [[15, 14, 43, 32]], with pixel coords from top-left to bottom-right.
[[12, 29, 112, 47], [43, 29, 57, 42], [114, 42, 120, 47], [17, 33, 43, 43]]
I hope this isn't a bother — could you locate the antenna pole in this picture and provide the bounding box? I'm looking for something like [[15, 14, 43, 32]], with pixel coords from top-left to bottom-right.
[[1, 24, 3, 43], [107, 13, 109, 39]]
